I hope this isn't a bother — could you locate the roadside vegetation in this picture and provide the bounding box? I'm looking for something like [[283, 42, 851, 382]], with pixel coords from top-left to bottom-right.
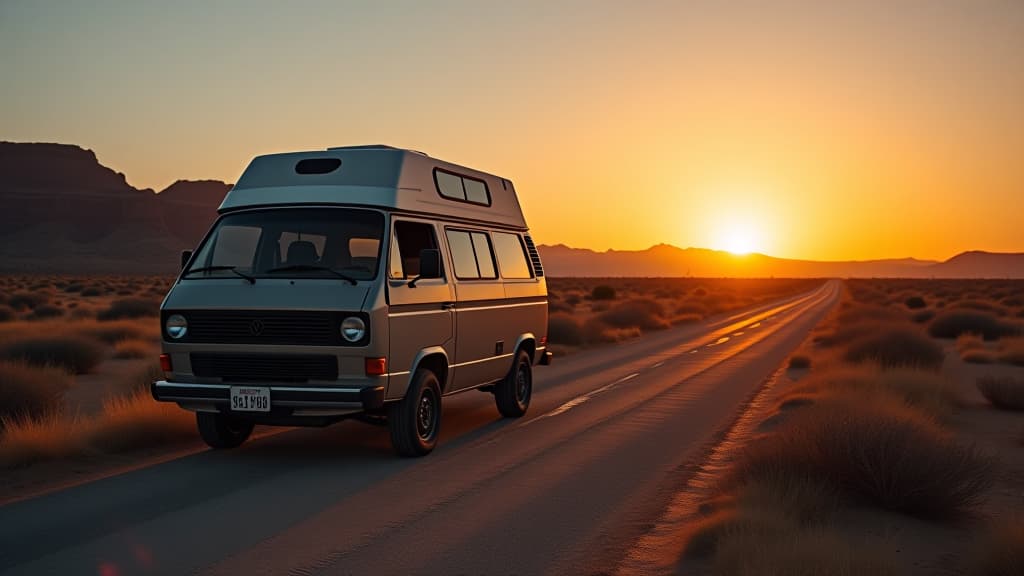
[[0, 275, 184, 470], [547, 278, 821, 354], [681, 278, 1024, 575]]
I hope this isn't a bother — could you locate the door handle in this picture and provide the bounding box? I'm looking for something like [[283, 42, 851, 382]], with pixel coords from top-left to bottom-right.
[[441, 302, 456, 311]]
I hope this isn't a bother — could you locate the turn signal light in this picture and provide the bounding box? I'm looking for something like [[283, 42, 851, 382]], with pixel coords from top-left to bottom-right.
[[365, 357, 387, 376], [159, 353, 173, 372]]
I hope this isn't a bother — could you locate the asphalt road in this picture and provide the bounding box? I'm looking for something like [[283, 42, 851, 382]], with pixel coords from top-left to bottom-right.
[[0, 280, 840, 576]]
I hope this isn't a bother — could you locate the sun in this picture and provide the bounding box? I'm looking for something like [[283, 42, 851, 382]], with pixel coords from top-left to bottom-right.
[[714, 220, 760, 255]]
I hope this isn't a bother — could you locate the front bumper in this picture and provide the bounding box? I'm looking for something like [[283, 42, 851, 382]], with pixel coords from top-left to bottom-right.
[[151, 380, 386, 416]]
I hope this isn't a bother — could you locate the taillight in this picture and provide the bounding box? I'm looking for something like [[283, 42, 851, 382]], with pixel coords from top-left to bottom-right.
[[159, 353, 173, 372], [365, 357, 387, 376]]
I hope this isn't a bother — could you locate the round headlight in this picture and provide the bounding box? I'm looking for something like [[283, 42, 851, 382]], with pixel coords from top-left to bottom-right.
[[341, 316, 366, 343], [166, 314, 188, 339]]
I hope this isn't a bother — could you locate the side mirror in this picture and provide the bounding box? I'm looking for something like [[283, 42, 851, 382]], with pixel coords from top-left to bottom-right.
[[408, 248, 442, 287], [180, 250, 193, 270], [418, 249, 442, 279]]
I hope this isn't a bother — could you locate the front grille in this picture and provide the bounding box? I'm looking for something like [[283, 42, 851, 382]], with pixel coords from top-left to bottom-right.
[[163, 310, 367, 346], [191, 353, 338, 383], [523, 235, 545, 277]]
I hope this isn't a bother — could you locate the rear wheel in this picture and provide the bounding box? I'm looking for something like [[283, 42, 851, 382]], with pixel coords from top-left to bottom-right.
[[495, 349, 532, 417], [388, 368, 442, 457], [196, 412, 254, 449]]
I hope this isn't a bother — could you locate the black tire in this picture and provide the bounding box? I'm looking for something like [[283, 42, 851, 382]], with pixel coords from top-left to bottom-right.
[[388, 368, 442, 457], [495, 350, 532, 418], [196, 412, 254, 449]]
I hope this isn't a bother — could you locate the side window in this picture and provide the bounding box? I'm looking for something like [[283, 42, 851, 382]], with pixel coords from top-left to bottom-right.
[[446, 229, 497, 280], [389, 221, 440, 280], [210, 225, 262, 269], [433, 169, 491, 206], [492, 232, 533, 279]]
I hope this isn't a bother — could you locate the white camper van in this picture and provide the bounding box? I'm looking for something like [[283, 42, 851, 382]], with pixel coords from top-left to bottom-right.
[[151, 145, 550, 456]]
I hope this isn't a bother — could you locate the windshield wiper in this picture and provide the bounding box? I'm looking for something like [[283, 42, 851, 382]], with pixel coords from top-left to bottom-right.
[[266, 265, 358, 285], [184, 265, 255, 285]]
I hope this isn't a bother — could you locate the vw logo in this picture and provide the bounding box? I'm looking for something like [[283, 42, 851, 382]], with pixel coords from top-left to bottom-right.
[[249, 319, 265, 335]]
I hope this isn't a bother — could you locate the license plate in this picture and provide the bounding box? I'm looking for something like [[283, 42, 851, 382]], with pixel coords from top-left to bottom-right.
[[230, 386, 270, 412]]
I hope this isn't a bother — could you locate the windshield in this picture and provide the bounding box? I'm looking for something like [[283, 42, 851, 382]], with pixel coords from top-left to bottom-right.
[[185, 208, 384, 281]]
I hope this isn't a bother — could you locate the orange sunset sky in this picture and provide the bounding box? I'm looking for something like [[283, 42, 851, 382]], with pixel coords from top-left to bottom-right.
[[1, 1, 1022, 262]]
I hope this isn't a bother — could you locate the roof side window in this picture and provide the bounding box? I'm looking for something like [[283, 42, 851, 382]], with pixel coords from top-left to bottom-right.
[[434, 169, 491, 206]]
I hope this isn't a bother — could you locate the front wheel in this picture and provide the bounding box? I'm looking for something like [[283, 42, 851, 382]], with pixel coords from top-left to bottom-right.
[[388, 368, 442, 457], [196, 412, 254, 449], [495, 350, 532, 418]]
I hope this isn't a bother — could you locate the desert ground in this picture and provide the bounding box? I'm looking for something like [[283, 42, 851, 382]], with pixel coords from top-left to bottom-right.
[[674, 278, 1024, 575], [1, 276, 1022, 575]]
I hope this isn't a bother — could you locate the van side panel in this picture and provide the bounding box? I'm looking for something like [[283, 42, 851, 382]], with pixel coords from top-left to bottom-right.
[[503, 279, 548, 360], [449, 281, 510, 391]]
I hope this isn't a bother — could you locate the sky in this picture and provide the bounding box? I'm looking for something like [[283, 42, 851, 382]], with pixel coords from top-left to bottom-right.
[[2, 0, 1022, 262]]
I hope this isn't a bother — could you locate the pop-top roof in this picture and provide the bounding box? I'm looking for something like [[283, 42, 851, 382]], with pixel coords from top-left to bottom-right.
[[219, 145, 527, 230]]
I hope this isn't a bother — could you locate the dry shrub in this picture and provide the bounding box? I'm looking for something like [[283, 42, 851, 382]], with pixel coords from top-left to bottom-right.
[[0, 360, 73, 422], [0, 305, 14, 322], [997, 338, 1024, 366], [713, 523, 897, 576], [788, 355, 811, 369], [844, 326, 945, 370], [113, 338, 154, 359], [7, 292, 49, 311], [80, 287, 102, 297], [952, 299, 1007, 314], [957, 332, 987, 354], [597, 298, 670, 331], [672, 313, 702, 325], [968, 516, 1024, 576], [904, 295, 927, 309], [584, 319, 641, 343], [97, 297, 159, 321], [781, 367, 959, 422], [963, 349, 997, 364], [976, 376, 1024, 411], [88, 390, 195, 452], [548, 314, 584, 346], [730, 394, 994, 518], [26, 304, 63, 320], [589, 285, 616, 301], [0, 335, 105, 374], [73, 319, 151, 344], [911, 309, 936, 324], [675, 302, 706, 316], [929, 311, 1019, 341], [0, 412, 90, 468]]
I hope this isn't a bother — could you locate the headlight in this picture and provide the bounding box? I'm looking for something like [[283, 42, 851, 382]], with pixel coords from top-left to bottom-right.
[[165, 314, 188, 339], [341, 316, 366, 342]]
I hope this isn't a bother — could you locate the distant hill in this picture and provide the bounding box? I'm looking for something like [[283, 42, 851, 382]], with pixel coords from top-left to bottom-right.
[[0, 142, 229, 273], [537, 244, 1024, 279], [1, 141, 1022, 277]]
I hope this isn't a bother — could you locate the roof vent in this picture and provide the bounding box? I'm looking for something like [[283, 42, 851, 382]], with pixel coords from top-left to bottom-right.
[[295, 158, 342, 175]]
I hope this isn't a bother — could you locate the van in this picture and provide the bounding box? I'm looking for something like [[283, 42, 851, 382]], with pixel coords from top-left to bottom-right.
[[151, 145, 551, 456]]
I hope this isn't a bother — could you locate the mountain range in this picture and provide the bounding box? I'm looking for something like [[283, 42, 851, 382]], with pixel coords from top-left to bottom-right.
[[2, 141, 1022, 278]]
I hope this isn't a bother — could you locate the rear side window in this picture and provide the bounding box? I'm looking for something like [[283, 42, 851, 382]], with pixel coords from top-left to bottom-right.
[[446, 229, 497, 280], [434, 169, 491, 206], [492, 232, 533, 279]]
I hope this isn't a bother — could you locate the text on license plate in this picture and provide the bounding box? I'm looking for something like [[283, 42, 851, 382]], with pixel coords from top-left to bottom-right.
[[230, 386, 270, 412]]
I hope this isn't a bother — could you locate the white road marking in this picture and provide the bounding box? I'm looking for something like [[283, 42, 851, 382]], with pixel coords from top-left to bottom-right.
[[653, 361, 665, 368], [526, 373, 640, 424]]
